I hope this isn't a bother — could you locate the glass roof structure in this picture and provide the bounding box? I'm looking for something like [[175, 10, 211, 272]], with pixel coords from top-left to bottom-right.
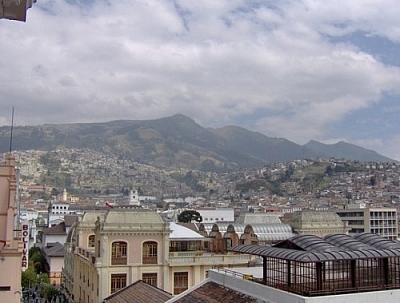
[[228, 233, 400, 297], [199, 222, 295, 242]]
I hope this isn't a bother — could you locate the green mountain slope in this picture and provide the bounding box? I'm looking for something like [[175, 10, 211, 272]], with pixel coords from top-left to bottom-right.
[[0, 114, 393, 170]]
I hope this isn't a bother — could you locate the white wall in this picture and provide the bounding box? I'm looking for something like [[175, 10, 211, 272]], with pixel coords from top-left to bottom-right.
[[197, 209, 234, 223], [208, 270, 400, 303]]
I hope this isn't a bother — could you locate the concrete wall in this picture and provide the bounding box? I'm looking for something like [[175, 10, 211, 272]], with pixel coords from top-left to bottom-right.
[[208, 270, 400, 303]]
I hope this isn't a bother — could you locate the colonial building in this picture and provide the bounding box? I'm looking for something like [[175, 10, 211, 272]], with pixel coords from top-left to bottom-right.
[[0, 154, 23, 303], [63, 209, 254, 303]]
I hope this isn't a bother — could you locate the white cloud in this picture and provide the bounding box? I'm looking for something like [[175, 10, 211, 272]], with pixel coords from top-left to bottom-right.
[[1, 0, 400, 159]]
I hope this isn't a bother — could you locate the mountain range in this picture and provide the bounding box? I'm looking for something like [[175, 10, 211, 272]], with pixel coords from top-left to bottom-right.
[[0, 114, 393, 171]]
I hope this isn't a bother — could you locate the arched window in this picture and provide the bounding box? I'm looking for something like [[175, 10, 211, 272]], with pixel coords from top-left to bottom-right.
[[111, 241, 127, 265], [88, 235, 95, 248], [142, 241, 158, 264]]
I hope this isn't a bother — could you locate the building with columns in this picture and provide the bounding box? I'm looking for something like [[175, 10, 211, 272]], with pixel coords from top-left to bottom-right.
[[63, 209, 254, 303]]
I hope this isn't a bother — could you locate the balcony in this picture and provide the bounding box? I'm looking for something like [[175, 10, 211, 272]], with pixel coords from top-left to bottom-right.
[[168, 251, 254, 266], [142, 256, 157, 264], [111, 257, 127, 265], [76, 247, 96, 265]]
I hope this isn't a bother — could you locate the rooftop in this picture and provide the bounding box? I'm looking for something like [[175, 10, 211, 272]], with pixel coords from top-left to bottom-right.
[[169, 222, 205, 241], [167, 280, 259, 303], [102, 280, 172, 303], [228, 233, 400, 297]]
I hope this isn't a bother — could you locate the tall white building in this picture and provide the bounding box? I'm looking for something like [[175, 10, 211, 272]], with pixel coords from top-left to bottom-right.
[[336, 203, 398, 240]]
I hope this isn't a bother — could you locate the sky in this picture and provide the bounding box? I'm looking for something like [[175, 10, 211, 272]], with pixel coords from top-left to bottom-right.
[[1, 0, 400, 160]]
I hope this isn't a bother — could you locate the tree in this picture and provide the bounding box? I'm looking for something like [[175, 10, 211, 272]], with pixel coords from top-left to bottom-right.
[[30, 250, 47, 274], [38, 273, 50, 284], [178, 210, 203, 223], [21, 267, 37, 288], [40, 284, 58, 302]]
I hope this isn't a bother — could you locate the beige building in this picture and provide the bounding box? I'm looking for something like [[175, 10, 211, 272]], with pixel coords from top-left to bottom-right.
[[63, 209, 254, 303], [336, 203, 398, 240], [0, 154, 23, 303]]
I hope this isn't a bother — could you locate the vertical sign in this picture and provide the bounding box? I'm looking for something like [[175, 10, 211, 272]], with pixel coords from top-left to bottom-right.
[[21, 222, 29, 271]]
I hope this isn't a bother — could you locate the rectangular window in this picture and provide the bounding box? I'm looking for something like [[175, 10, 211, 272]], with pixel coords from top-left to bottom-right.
[[143, 242, 158, 264], [111, 274, 126, 294], [112, 242, 127, 265], [174, 272, 188, 295], [142, 273, 157, 287]]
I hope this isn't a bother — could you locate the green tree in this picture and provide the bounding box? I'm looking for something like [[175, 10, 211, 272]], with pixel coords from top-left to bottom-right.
[[40, 283, 59, 302], [51, 188, 59, 197], [29, 247, 47, 274], [21, 267, 37, 288], [178, 210, 203, 223], [38, 273, 50, 284]]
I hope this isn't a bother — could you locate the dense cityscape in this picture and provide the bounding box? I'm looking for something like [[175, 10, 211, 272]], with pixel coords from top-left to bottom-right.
[[2, 1, 400, 303], [2, 148, 400, 302]]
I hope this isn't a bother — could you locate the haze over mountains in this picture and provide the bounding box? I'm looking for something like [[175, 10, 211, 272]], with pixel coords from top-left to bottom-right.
[[0, 114, 393, 171]]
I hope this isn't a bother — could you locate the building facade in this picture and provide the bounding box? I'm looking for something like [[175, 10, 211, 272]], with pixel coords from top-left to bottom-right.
[[0, 155, 23, 303], [336, 203, 398, 239], [63, 209, 254, 303]]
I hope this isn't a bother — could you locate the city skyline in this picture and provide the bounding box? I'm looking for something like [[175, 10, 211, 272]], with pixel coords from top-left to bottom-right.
[[1, 1, 399, 160]]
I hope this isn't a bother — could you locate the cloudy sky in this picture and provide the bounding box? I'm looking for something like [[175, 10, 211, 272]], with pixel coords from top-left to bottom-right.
[[1, 0, 400, 160]]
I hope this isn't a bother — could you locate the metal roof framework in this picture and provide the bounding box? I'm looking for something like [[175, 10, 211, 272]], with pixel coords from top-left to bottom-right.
[[199, 222, 295, 243], [228, 233, 400, 297]]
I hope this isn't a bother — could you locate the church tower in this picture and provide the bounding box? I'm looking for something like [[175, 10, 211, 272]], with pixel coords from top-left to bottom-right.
[[129, 186, 140, 206]]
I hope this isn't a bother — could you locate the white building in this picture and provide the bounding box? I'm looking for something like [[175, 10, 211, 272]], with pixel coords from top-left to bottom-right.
[[196, 208, 234, 223], [336, 203, 398, 240]]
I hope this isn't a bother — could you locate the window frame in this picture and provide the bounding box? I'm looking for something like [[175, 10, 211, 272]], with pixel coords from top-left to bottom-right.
[[110, 273, 126, 294], [173, 272, 188, 295], [142, 273, 158, 287], [111, 241, 127, 265], [142, 241, 158, 264]]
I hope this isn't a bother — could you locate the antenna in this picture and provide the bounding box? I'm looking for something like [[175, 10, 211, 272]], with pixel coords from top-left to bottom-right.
[[9, 107, 14, 154]]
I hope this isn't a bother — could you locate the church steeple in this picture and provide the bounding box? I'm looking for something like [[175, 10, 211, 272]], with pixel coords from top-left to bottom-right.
[[129, 185, 140, 206]]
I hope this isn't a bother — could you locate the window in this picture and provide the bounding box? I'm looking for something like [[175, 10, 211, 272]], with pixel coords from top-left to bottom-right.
[[143, 241, 157, 264], [88, 235, 95, 248], [142, 273, 157, 287], [111, 242, 127, 265], [174, 272, 188, 294], [110, 274, 126, 293]]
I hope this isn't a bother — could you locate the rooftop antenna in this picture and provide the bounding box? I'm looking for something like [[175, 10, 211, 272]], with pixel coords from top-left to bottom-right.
[[9, 107, 14, 154]]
